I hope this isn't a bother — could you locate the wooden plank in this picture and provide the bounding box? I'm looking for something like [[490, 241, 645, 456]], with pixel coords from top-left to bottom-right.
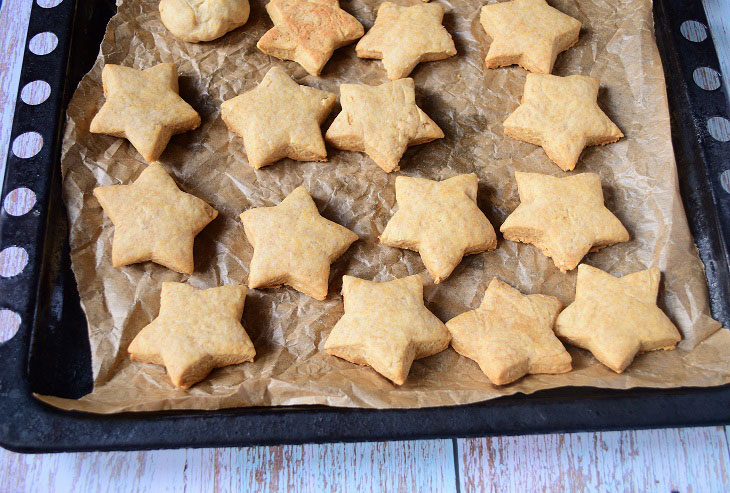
[[703, 0, 730, 91], [0, 0, 33, 188], [0, 440, 457, 492], [457, 427, 730, 492]]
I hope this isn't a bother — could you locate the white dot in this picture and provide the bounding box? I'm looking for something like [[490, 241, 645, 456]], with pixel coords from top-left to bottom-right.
[[12, 132, 43, 158], [707, 117, 730, 142], [37, 0, 64, 7], [21, 80, 51, 105], [720, 170, 730, 194], [0, 309, 21, 344], [680, 20, 708, 42], [28, 32, 58, 56], [4, 188, 37, 216], [0, 246, 28, 278]]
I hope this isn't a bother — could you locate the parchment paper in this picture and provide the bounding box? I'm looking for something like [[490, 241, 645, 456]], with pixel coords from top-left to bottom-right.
[[41, 0, 730, 413]]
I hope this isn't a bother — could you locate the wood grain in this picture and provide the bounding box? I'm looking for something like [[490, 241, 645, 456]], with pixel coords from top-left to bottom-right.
[[458, 427, 730, 492], [0, 440, 457, 493], [2, 2, 730, 492]]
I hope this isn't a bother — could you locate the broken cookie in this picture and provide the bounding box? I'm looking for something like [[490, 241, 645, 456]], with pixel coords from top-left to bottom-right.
[[500, 172, 629, 272], [89, 63, 201, 162], [446, 278, 570, 385], [324, 275, 450, 385], [128, 282, 255, 389], [240, 186, 358, 300], [380, 174, 496, 283], [555, 265, 682, 373], [94, 162, 218, 274], [221, 66, 336, 169], [325, 78, 444, 173]]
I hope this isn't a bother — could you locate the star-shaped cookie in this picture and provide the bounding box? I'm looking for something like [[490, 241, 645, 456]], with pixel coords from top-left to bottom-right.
[[128, 282, 255, 389], [325, 78, 444, 173], [159, 0, 250, 42], [90, 63, 201, 162], [380, 174, 497, 283], [257, 0, 364, 76], [480, 0, 581, 74], [446, 278, 570, 385], [324, 275, 450, 385], [221, 67, 336, 169], [241, 186, 358, 300], [503, 74, 623, 171], [555, 265, 681, 373], [356, 2, 457, 80], [93, 162, 218, 274], [500, 172, 629, 272]]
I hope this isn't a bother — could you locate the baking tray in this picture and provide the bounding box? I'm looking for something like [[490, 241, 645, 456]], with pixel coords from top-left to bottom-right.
[[1, 0, 729, 453]]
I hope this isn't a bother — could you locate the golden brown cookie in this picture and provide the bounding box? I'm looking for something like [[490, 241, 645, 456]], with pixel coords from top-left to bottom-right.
[[240, 186, 358, 300], [257, 0, 364, 76], [480, 0, 581, 74], [555, 265, 682, 373], [325, 78, 444, 173], [503, 74, 623, 171], [500, 172, 629, 272], [159, 0, 250, 42], [93, 162, 218, 274], [324, 275, 450, 385], [446, 278, 570, 385], [128, 282, 255, 389], [356, 2, 456, 80], [89, 63, 200, 162], [380, 174, 496, 283], [221, 67, 336, 169]]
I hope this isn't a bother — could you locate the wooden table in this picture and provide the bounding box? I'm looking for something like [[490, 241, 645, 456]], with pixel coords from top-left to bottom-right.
[[1, 1, 730, 491]]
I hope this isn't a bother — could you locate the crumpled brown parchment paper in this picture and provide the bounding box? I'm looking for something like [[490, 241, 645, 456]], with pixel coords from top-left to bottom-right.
[[40, 0, 730, 413]]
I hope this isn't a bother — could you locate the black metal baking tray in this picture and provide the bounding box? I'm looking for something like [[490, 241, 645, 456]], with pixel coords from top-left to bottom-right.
[[1, 0, 729, 453]]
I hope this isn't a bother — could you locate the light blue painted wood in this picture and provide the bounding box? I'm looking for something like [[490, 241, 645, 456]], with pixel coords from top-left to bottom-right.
[[703, 0, 730, 96], [458, 426, 730, 492], [0, 440, 457, 493]]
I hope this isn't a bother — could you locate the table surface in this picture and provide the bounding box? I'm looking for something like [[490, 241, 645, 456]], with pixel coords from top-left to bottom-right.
[[1, 1, 730, 491]]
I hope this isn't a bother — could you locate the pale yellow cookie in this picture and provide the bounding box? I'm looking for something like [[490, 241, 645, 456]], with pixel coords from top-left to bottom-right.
[[89, 63, 201, 162], [240, 186, 358, 300], [503, 74, 623, 171], [257, 0, 364, 76], [380, 174, 496, 283], [480, 0, 581, 74], [159, 0, 250, 42], [325, 78, 444, 173], [446, 278, 569, 385], [93, 162, 218, 274], [128, 282, 255, 389], [324, 275, 450, 385], [500, 172, 629, 272], [555, 265, 682, 373], [356, 2, 456, 80], [221, 67, 336, 169]]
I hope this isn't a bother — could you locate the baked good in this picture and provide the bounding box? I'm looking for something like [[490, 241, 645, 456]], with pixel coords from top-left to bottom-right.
[[555, 265, 682, 373], [240, 186, 358, 300], [89, 63, 200, 162], [446, 278, 570, 385], [220, 66, 336, 169], [356, 2, 456, 80], [324, 275, 450, 385], [500, 171, 629, 272], [380, 174, 496, 283], [325, 78, 444, 173], [159, 0, 250, 42], [93, 162, 218, 274], [128, 282, 255, 389]]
